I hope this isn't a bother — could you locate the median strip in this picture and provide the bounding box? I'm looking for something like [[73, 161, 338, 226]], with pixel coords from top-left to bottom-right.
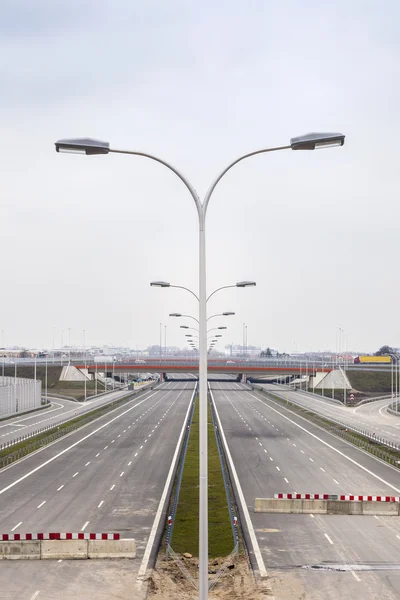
[[0, 384, 157, 470]]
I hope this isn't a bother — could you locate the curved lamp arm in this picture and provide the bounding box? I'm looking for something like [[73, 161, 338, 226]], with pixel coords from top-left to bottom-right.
[[203, 145, 291, 217], [170, 285, 199, 302], [207, 285, 236, 303]]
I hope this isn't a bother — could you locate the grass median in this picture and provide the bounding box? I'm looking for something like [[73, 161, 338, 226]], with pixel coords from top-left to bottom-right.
[[255, 387, 400, 467], [168, 396, 234, 558], [0, 384, 154, 467]]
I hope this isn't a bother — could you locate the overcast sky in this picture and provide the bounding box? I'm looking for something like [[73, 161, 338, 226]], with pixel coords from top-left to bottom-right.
[[1, 0, 399, 353]]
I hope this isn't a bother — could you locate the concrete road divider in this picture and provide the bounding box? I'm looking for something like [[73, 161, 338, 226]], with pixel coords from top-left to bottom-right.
[[255, 498, 400, 516], [88, 538, 136, 558], [0, 540, 41, 559], [255, 498, 327, 514], [361, 501, 399, 516], [0, 538, 136, 559], [41, 539, 88, 559]]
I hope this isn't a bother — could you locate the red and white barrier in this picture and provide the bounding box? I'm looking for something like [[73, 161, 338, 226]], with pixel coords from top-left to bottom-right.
[[274, 493, 400, 502], [0, 533, 120, 541], [275, 493, 330, 500], [338, 495, 399, 502]]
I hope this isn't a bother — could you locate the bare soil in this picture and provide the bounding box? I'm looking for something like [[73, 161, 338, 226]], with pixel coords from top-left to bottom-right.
[[146, 554, 274, 599]]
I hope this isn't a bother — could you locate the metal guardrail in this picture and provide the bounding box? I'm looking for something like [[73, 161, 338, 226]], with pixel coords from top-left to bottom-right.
[[166, 385, 197, 552], [253, 385, 400, 453], [209, 387, 239, 551], [0, 383, 154, 455]]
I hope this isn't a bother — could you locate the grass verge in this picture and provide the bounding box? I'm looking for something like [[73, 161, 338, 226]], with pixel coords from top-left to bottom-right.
[[166, 395, 234, 558], [254, 386, 400, 467], [0, 384, 154, 467]]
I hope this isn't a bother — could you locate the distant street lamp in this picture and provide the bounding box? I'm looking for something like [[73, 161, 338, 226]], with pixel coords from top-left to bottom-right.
[[55, 130, 345, 600]]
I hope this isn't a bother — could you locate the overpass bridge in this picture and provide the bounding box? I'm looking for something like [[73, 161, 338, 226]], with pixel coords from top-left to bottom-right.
[[80, 359, 332, 378]]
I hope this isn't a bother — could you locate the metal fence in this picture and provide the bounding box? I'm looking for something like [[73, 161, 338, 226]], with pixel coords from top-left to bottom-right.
[[0, 377, 42, 418]]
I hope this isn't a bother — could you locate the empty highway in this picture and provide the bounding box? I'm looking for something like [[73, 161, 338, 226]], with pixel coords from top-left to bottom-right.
[[211, 381, 400, 600], [0, 381, 195, 600], [0, 385, 155, 447], [259, 384, 400, 445]]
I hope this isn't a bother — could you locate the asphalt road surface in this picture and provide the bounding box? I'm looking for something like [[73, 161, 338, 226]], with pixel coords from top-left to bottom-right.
[[0, 381, 195, 600], [211, 381, 400, 600], [260, 384, 400, 444], [0, 385, 155, 446]]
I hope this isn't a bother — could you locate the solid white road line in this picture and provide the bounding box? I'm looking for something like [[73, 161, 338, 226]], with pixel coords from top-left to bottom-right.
[[210, 386, 268, 579], [247, 391, 400, 496], [137, 385, 196, 588], [0, 390, 162, 497], [11, 521, 22, 531], [324, 533, 334, 544]]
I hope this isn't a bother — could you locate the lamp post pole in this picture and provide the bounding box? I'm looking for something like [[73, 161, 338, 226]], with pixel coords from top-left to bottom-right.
[[55, 131, 345, 600]]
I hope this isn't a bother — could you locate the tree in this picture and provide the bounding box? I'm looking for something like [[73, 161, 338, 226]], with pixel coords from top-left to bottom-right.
[[260, 347, 272, 357], [375, 345, 395, 356]]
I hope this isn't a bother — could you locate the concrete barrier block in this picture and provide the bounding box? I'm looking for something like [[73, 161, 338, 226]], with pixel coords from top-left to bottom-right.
[[255, 498, 293, 512], [254, 498, 327, 514], [88, 538, 136, 559], [41, 539, 88, 559], [0, 541, 41, 560], [362, 501, 399, 516], [327, 500, 362, 515], [300, 500, 327, 514]]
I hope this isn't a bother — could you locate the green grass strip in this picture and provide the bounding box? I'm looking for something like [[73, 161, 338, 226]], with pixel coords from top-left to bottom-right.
[[0, 385, 154, 467], [169, 396, 233, 558], [255, 387, 400, 467]]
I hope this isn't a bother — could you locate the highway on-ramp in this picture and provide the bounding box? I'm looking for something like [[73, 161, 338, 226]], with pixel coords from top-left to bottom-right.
[[259, 384, 400, 445], [0, 381, 195, 600], [0, 385, 154, 447], [211, 381, 400, 600]]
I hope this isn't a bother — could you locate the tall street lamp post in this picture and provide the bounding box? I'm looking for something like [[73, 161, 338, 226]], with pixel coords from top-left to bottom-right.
[[55, 131, 345, 600]]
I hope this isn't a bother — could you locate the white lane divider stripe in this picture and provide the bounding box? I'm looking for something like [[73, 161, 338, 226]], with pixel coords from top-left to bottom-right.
[[137, 385, 196, 588], [247, 390, 400, 496], [30, 592, 40, 600], [98, 500, 104, 508], [324, 533, 334, 544], [81, 521, 89, 531], [11, 521, 22, 531], [37, 501, 46, 509], [0, 389, 161, 497], [209, 386, 268, 579], [110, 484, 115, 491]]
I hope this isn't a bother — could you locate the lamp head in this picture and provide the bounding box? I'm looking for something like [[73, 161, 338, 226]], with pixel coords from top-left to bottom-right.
[[55, 138, 110, 155], [236, 281, 256, 288], [150, 281, 170, 288], [290, 132, 345, 150]]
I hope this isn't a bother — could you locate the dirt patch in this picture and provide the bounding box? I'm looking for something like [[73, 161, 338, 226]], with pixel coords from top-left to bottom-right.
[[268, 571, 307, 599], [147, 554, 273, 599]]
